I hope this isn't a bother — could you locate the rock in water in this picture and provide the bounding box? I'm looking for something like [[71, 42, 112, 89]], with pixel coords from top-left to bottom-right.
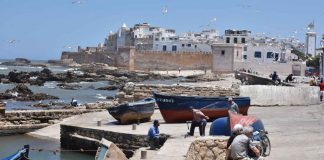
[[5, 84, 33, 96], [124, 82, 135, 94], [96, 85, 119, 90]]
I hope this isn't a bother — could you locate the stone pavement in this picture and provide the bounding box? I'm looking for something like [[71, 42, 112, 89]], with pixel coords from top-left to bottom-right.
[[30, 104, 324, 160]]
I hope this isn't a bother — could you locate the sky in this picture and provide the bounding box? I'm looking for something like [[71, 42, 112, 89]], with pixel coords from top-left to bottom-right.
[[0, 0, 324, 60]]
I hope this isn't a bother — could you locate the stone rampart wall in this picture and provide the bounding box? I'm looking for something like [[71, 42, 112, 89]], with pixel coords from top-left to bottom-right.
[[240, 85, 320, 106], [61, 52, 114, 65], [134, 51, 212, 70], [186, 136, 228, 160]]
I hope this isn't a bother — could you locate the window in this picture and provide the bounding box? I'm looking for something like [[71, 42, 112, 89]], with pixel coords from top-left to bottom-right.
[[254, 51, 262, 58], [161, 37, 165, 41], [226, 37, 230, 43], [275, 53, 279, 61], [234, 37, 238, 43], [163, 45, 167, 51], [195, 45, 197, 48], [169, 38, 173, 40], [242, 38, 246, 43], [243, 55, 247, 59], [135, 35, 137, 38], [244, 46, 247, 51], [221, 50, 225, 56], [172, 45, 177, 51], [237, 51, 239, 57], [267, 52, 273, 58], [155, 38, 159, 41], [187, 44, 191, 47], [182, 44, 185, 47]]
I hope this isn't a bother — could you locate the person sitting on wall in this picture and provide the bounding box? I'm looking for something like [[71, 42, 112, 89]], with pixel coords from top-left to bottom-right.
[[148, 120, 161, 150], [189, 107, 209, 136], [285, 74, 294, 83], [271, 71, 281, 84], [71, 98, 78, 107]]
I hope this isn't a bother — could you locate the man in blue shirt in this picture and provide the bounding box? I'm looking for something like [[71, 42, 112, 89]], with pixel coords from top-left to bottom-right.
[[148, 120, 160, 150]]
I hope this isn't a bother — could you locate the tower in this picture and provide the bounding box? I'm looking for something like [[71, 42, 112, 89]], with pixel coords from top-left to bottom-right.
[[305, 22, 316, 57]]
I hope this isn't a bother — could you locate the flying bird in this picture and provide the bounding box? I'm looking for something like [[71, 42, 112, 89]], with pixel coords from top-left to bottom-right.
[[8, 40, 16, 44], [72, 0, 83, 4], [162, 6, 168, 15]]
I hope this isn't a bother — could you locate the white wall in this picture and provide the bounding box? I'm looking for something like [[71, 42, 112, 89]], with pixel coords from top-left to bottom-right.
[[240, 85, 320, 106]]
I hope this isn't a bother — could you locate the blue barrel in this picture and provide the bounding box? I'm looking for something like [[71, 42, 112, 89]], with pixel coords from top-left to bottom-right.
[[209, 117, 231, 136]]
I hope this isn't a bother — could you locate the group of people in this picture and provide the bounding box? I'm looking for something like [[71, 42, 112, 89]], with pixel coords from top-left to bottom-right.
[[147, 97, 240, 150], [226, 124, 262, 160]]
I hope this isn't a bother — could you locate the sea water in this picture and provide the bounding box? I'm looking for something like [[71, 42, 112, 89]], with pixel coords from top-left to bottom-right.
[[0, 135, 93, 160]]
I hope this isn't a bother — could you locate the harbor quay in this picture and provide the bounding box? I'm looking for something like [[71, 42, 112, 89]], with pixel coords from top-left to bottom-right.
[[26, 103, 324, 160]]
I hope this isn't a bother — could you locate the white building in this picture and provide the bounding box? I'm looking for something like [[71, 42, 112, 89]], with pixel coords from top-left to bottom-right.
[[305, 22, 316, 57]]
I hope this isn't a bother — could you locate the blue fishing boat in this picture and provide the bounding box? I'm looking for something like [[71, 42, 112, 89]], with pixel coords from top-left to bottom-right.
[[1, 145, 29, 160], [107, 98, 156, 124], [153, 92, 250, 123]]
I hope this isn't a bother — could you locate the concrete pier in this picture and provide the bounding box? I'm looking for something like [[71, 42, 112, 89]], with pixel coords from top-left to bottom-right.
[[59, 110, 214, 159]]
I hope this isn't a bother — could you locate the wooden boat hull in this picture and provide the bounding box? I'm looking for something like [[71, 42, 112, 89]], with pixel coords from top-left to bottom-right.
[[107, 98, 155, 124], [153, 92, 250, 123]]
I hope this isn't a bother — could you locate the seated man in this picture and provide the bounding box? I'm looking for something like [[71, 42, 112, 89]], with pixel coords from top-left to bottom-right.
[[147, 120, 160, 149], [285, 74, 294, 83], [189, 107, 209, 136], [226, 124, 243, 160], [230, 126, 260, 160], [71, 98, 78, 107]]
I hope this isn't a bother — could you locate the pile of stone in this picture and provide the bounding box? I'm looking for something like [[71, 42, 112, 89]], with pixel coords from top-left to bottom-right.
[[186, 137, 228, 160], [116, 82, 238, 103]]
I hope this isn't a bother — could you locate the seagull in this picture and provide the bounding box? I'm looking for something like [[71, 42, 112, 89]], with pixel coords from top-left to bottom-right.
[[8, 40, 16, 44], [72, 0, 83, 4], [162, 6, 168, 15]]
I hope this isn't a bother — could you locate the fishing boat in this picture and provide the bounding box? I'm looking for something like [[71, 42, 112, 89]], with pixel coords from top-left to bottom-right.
[[95, 138, 127, 160], [1, 145, 30, 160], [107, 98, 156, 124], [153, 92, 250, 123]]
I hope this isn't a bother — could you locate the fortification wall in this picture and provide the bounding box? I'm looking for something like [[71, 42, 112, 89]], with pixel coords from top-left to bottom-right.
[[134, 51, 212, 70], [61, 52, 114, 65]]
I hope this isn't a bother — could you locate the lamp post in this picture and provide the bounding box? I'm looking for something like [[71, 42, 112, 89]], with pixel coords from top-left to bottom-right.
[[320, 34, 324, 79]]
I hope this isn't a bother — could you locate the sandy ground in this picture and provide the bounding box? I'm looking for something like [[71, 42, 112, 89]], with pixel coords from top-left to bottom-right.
[[29, 104, 324, 160], [249, 104, 324, 160]]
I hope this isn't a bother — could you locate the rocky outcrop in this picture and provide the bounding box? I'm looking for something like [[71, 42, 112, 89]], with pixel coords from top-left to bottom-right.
[[57, 83, 82, 90], [96, 85, 119, 90], [1, 84, 59, 101], [186, 137, 228, 160], [2, 58, 31, 66]]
